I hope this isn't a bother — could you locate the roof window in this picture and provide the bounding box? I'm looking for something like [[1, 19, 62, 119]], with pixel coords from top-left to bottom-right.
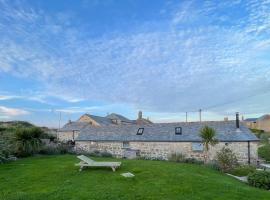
[[175, 127, 182, 135], [137, 128, 144, 135]]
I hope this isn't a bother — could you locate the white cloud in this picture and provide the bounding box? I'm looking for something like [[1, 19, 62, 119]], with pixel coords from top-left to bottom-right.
[[0, 106, 29, 116], [0, 0, 270, 117]]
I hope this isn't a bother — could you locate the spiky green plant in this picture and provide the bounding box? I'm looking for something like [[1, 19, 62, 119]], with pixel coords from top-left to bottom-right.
[[14, 127, 43, 157], [199, 125, 218, 163]]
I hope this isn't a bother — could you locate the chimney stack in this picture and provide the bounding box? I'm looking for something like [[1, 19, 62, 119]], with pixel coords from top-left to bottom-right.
[[236, 112, 240, 131], [138, 111, 142, 120]]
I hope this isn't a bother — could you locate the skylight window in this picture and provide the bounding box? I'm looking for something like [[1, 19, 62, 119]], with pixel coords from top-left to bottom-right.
[[175, 127, 182, 135], [137, 128, 144, 135]]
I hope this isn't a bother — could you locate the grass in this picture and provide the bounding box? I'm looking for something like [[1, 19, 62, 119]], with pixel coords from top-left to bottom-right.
[[0, 155, 270, 200]]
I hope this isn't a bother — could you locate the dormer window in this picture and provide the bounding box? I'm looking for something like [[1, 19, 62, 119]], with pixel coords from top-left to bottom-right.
[[137, 128, 144, 135], [175, 127, 182, 135]]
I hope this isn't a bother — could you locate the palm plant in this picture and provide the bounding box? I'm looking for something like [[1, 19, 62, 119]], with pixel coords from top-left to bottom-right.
[[199, 125, 218, 163]]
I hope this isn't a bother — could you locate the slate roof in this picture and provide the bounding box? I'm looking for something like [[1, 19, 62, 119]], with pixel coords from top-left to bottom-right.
[[59, 122, 90, 131], [76, 121, 259, 142], [84, 114, 113, 126], [244, 118, 258, 122], [106, 113, 133, 123], [257, 114, 270, 121]]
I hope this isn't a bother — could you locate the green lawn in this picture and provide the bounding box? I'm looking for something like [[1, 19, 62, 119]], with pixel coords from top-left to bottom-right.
[[0, 155, 269, 200]]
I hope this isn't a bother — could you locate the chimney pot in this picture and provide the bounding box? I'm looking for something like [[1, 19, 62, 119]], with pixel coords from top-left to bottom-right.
[[236, 112, 240, 130], [138, 111, 142, 120]]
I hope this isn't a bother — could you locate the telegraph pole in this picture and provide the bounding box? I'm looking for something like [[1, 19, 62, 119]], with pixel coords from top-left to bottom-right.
[[199, 109, 202, 122], [58, 111, 62, 131], [186, 112, 188, 122]]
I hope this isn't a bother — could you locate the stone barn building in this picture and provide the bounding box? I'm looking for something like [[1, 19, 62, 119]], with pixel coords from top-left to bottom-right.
[[244, 114, 270, 132], [58, 112, 152, 142], [75, 119, 259, 164]]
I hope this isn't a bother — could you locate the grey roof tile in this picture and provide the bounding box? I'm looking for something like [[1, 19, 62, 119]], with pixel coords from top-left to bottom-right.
[[244, 118, 258, 122], [60, 122, 90, 131], [106, 113, 132, 123], [84, 114, 113, 126], [76, 121, 259, 142]]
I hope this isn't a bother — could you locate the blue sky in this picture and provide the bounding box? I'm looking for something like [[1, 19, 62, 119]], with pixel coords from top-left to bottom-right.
[[0, 0, 270, 127]]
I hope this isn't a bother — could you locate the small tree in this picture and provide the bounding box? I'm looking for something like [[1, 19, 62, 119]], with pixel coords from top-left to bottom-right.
[[199, 125, 218, 163], [216, 147, 238, 172]]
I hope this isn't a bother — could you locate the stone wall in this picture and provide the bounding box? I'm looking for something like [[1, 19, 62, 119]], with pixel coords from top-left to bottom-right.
[[58, 131, 80, 142], [75, 140, 258, 163], [77, 115, 100, 127], [257, 119, 270, 132]]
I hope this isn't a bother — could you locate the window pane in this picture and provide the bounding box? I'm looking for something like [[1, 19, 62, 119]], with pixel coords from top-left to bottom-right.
[[175, 127, 182, 134], [192, 143, 203, 151]]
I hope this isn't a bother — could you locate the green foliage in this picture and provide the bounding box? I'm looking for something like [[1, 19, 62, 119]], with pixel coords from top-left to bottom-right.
[[0, 132, 15, 163], [168, 153, 186, 162], [248, 171, 270, 190], [199, 126, 218, 163], [250, 129, 270, 144], [199, 126, 218, 151], [216, 147, 238, 172], [229, 165, 256, 176], [205, 161, 221, 171], [14, 127, 44, 157], [168, 153, 204, 165], [0, 155, 270, 200], [258, 144, 270, 162], [39, 143, 73, 155], [87, 150, 113, 158]]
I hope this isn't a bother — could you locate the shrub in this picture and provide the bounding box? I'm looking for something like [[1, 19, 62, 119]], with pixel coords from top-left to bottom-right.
[[216, 147, 238, 172], [229, 165, 256, 176], [0, 132, 15, 163], [205, 161, 220, 171], [248, 171, 270, 190], [168, 153, 186, 162], [39, 143, 73, 155], [259, 133, 270, 144], [14, 127, 44, 157], [258, 144, 270, 162], [184, 158, 204, 165], [85, 150, 113, 158], [100, 151, 113, 157]]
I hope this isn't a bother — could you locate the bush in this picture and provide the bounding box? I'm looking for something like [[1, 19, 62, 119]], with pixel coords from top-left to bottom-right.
[[258, 144, 270, 162], [85, 150, 113, 158], [39, 143, 73, 155], [168, 153, 203, 165], [100, 151, 113, 157], [205, 161, 220, 171], [168, 153, 186, 162], [0, 132, 15, 163], [259, 133, 270, 144], [229, 165, 256, 176], [184, 158, 204, 165], [14, 127, 44, 157], [248, 171, 270, 190], [216, 147, 238, 172]]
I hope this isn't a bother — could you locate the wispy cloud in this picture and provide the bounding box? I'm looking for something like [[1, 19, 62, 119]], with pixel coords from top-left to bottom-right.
[[0, 106, 29, 117], [0, 0, 270, 118]]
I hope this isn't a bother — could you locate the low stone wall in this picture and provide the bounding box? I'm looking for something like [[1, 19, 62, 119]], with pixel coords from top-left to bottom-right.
[[75, 141, 258, 163]]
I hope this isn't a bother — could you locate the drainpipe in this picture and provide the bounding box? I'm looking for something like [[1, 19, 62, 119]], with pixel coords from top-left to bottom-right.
[[248, 141, 250, 165]]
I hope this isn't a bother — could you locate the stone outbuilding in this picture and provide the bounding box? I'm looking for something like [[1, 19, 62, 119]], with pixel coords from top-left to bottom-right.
[[58, 112, 152, 141], [75, 119, 259, 164], [244, 114, 270, 132]]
